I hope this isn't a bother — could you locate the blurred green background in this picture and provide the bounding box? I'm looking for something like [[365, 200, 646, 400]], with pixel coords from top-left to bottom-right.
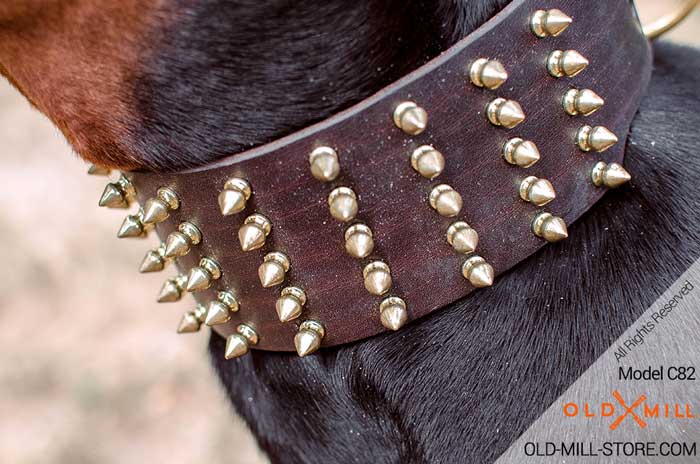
[[0, 2, 697, 463]]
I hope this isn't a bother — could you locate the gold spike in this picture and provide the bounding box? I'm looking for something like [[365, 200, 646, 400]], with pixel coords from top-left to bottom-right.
[[258, 252, 290, 288], [238, 213, 272, 251], [519, 176, 556, 206], [547, 50, 589, 78], [309, 146, 340, 182], [87, 164, 111, 176], [429, 184, 463, 217], [142, 198, 168, 224], [294, 320, 325, 357], [532, 212, 569, 243], [99, 174, 135, 208], [99, 183, 127, 208], [563, 89, 604, 116], [157, 274, 188, 303], [531, 9, 572, 38], [163, 233, 189, 258], [177, 312, 201, 334], [461, 256, 495, 288], [591, 162, 631, 188], [206, 290, 239, 326], [205, 302, 231, 326], [98, 175, 135, 208], [139, 243, 167, 273], [344, 223, 374, 259], [410, 145, 445, 179], [224, 324, 259, 359], [185, 257, 222, 292], [118, 175, 136, 197], [328, 187, 358, 222], [275, 286, 306, 323], [117, 209, 148, 238], [576, 125, 618, 152], [503, 138, 540, 168], [363, 261, 392, 296], [486, 98, 525, 129], [379, 296, 408, 331], [142, 187, 180, 225], [177, 305, 207, 334], [218, 178, 251, 216], [393, 101, 428, 135], [164, 222, 202, 259], [469, 58, 508, 90], [446, 221, 479, 254]]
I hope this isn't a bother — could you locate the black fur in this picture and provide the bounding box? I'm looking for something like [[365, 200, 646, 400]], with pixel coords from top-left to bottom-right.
[[131, 0, 512, 171], [209, 42, 700, 463], [128, 0, 700, 462]]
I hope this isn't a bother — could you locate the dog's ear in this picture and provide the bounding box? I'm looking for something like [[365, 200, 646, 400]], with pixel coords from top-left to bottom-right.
[[1, 0, 512, 172]]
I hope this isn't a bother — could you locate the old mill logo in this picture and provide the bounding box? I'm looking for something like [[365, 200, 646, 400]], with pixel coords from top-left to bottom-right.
[[564, 391, 698, 430]]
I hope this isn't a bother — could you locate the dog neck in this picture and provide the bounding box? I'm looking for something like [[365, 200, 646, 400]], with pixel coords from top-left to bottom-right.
[[125, 0, 651, 353]]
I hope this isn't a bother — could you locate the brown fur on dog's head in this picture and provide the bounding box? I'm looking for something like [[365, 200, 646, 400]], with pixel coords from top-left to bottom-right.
[[0, 0, 170, 170]]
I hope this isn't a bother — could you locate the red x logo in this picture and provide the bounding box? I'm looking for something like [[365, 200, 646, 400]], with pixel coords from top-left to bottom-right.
[[609, 390, 647, 430]]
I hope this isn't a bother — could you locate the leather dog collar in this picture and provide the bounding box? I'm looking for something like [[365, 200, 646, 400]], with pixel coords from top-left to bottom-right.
[[94, 0, 651, 356]]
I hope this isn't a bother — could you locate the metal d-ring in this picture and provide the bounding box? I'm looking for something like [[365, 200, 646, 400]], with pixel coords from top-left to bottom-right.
[[642, 0, 698, 39]]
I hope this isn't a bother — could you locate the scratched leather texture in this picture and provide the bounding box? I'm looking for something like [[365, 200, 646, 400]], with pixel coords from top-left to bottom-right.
[[130, 0, 652, 351]]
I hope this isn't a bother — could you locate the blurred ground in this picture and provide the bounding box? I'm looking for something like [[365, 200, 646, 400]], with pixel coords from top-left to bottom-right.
[[0, 2, 697, 463]]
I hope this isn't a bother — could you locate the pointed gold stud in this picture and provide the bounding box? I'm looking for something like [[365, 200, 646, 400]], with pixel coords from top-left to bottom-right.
[[206, 290, 239, 326], [98, 175, 135, 208], [591, 161, 631, 188], [275, 286, 306, 322], [519, 176, 556, 206], [532, 212, 568, 242], [531, 9, 572, 38], [411, 145, 445, 179], [576, 125, 618, 152], [363, 261, 392, 296], [164, 222, 202, 259], [185, 257, 222, 292], [258, 252, 290, 288], [379, 296, 408, 331], [309, 146, 340, 182], [294, 320, 325, 357], [99, 183, 127, 208], [469, 58, 508, 90], [328, 187, 358, 222], [157, 274, 188, 303], [486, 98, 525, 129], [503, 138, 540, 168], [117, 209, 148, 238], [446, 221, 479, 254], [142, 187, 180, 225], [218, 178, 251, 216], [563, 89, 604, 116], [548, 50, 589, 78], [87, 164, 111, 176], [429, 184, 463, 217], [177, 305, 207, 334], [345, 223, 374, 259], [393, 101, 428, 135], [461, 256, 495, 288], [139, 243, 168, 273], [225, 324, 259, 359], [238, 213, 272, 251]]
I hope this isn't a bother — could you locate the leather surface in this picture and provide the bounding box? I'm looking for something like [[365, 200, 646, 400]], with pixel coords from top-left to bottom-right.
[[129, 0, 652, 351]]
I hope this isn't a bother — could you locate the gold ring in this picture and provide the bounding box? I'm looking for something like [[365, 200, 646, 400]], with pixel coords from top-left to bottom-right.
[[642, 0, 698, 39]]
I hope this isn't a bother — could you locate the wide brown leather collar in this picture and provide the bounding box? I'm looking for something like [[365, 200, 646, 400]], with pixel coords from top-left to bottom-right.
[[96, 0, 651, 355]]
